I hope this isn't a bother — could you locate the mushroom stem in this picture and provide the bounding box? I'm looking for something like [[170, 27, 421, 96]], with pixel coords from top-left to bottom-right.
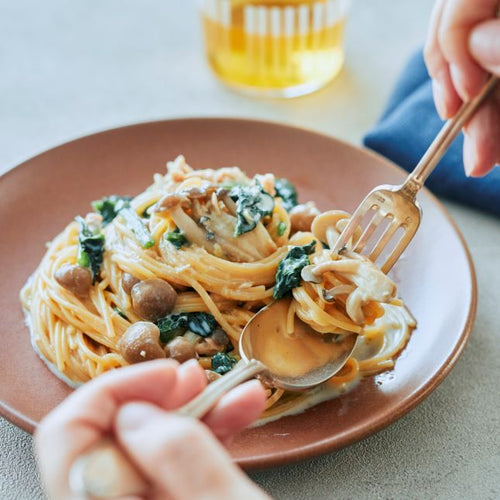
[[322, 284, 356, 302]]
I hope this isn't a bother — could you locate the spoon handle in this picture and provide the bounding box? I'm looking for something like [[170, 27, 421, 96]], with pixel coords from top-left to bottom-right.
[[178, 359, 267, 417], [69, 359, 266, 497]]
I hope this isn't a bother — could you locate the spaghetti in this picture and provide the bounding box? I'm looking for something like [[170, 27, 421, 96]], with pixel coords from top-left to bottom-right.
[[20, 156, 415, 420]]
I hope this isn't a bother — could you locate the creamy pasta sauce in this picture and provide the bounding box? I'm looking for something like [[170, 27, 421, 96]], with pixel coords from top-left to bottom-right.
[[247, 299, 354, 378]]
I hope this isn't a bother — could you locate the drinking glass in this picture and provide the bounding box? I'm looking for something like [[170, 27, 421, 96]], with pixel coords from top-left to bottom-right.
[[199, 0, 351, 98]]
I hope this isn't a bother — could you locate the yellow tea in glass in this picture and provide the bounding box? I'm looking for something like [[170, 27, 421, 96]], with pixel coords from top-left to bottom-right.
[[200, 0, 351, 97]]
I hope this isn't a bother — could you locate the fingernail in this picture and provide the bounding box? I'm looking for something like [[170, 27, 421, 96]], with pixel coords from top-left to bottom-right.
[[432, 79, 447, 119], [463, 133, 476, 177], [182, 359, 201, 370], [178, 359, 203, 378], [117, 402, 159, 431], [450, 63, 471, 101]]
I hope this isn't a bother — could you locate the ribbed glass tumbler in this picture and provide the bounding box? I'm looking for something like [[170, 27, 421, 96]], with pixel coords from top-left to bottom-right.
[[200, 0, 351, 97]]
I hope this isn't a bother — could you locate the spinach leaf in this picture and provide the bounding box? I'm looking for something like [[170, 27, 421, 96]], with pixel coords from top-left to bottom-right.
[[157, 314, 188, 343], [211, 352, 237, 375], [120, 207, 155, 249], [92, 195, 132, 225], [274, 178, 298, 212], [186, 312, 217, 337], [157, 312, 217, 343], [141, 202, 156, 219], [76, 216, 105, 284], [230, 184, 275, 236], [273, 240, 316, 299], [165, 227, 189, 249]]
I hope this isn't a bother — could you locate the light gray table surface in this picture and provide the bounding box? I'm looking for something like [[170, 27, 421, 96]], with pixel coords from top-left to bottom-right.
[[1, 1, 499, 499]]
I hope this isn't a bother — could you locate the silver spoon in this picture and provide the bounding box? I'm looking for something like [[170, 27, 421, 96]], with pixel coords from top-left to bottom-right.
[[179, 298, 357, 416], [70, 298, 357, 498]]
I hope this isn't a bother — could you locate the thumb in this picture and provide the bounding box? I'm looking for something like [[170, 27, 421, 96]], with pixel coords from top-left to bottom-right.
[[115, 402, 267, 499], [469, 19, 500, 76]]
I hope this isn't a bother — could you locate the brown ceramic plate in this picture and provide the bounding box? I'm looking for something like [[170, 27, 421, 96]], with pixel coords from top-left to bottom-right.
[[0, 118, 476, 469]]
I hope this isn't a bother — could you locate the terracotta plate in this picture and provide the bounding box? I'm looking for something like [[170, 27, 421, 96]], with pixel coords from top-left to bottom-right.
[[0, 118, 476, 469]]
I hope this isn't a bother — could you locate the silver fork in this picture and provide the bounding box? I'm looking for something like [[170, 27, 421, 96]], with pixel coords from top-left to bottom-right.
[[332, 75, 498, 274]]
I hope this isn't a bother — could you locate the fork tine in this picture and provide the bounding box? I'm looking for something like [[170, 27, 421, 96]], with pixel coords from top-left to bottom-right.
[[369, 218, 399, 261], [331, 203, 370, 254], [381, 226, 416, 274], [352, 210, 385, 254]]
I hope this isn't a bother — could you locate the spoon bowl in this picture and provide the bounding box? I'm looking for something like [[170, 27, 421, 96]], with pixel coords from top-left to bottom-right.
[[240, 299, 358, 391], [179, 298, 358, 418]]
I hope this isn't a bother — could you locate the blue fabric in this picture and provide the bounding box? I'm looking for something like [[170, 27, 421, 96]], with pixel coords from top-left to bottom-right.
[[363, 50, 500, 217]]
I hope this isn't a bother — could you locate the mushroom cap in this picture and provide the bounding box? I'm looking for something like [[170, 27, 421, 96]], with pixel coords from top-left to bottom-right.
[[289, 202, 320, 233], [131, 278, 177, 322], [121, 273, 140, 295], [54, 264, 92, 298], [195, 337, 224, 356], [167, 337, 197, 363], [118, 321, 166, 364], [311, 210, 352, 246]]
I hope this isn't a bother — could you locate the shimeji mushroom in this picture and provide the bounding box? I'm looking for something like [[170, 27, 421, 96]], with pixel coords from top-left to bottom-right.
[[311, 210, 361, 249], [156, 186, 277, 262]]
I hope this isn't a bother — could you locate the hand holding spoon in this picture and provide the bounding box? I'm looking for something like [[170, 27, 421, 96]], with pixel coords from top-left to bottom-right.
[[70, 298, 357, 498]]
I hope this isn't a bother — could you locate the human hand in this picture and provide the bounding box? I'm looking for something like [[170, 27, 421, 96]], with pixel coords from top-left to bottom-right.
[[35, 359, 269, 499], [424, 0, 500, 177]]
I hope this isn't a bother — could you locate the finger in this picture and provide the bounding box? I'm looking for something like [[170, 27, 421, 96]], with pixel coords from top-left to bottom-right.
[[35, 360, 179, 498], [432, 65, 463, 119], [203, 380, 267, 441], [438, 0, 497, 99], [424, 0, 448, 78], [463, 99, 500, 176], [163, 359, 207, 409], [424, 0, 462, 118], [115, 403, 267, 499], [469, 18, 500, 76]]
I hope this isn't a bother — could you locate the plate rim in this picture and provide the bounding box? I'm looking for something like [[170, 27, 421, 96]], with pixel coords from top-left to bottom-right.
[[0, 117, 477, 469]]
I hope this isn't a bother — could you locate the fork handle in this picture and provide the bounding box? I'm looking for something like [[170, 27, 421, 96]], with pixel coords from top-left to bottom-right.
[[400, 74, 498, 198]]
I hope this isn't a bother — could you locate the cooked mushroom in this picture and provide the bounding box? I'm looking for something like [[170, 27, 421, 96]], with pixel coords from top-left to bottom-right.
[[167, 337, 197, 363], [311, 210, 352, 247], [211, 328, 230, 348], [117, 321, 166, 364], [302, 256, 396, 324], [121, 273, 140, 295], [155, 193, 190, 212], [289, 202, 320, 233], [156, 185, 277, 263], [184, 186, 218, 201], [301, 258, 361, 284], [54, 264, 92, 298], [321, 284, 356, 302], [155, 186, 218, 213], [131, 278, 177, 322], [195, 337, 224, 356], [205, 370, 221, 383]]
